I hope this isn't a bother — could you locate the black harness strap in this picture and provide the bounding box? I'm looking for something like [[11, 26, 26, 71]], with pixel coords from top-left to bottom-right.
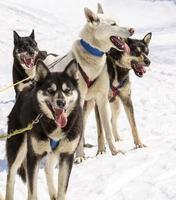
[[48, 54, 68, 70]]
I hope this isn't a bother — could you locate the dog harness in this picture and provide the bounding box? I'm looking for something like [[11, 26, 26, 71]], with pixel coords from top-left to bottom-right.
[[110, 77, 128, 97], [78, 39, 105, 88], [80, 39, 104, 57], [78, 64, 97, 88], [49, 41, 103, 89], [109, 75, 129, 103]]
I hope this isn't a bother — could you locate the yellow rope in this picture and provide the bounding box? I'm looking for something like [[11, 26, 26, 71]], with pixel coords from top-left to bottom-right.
[[0, 114, 42, 140], [0, 124, 33, 140], [0, 76, 33, 93]]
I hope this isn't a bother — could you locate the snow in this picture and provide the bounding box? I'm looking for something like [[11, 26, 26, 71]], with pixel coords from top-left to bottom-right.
[[0, 0, 176, 199]]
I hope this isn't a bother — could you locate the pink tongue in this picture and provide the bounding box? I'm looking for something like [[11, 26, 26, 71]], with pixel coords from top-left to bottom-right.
[[138, 65, 146, 73], [24, 58, 34, 68], [55, 110, 68, 128], [124, 43, 130, 54], [136, 64, 146, 75]]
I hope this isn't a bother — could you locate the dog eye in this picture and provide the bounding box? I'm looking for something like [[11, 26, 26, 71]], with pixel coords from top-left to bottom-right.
[[145, 49, 149, 55], [134, 48, 141, 56], [47, 88, 55, 95], [64, 88, 72, 95], [19, 45, 26, 51]]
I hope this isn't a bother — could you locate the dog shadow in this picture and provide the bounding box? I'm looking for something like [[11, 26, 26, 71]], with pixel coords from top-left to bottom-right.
[[0, 158, 45, 172], [0, 100, 15, 105], [0, 159, 7, 172]]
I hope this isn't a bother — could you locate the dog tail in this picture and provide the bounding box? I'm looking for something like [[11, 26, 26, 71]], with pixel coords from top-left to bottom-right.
[[17, 163, 26, 183]]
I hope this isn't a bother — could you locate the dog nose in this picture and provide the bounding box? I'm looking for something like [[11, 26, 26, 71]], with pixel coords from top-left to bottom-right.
[[145, 59, 151, 66], [28, 48, 34, 56], [129, 28, 135, 36], [57, 99, 66, 108]]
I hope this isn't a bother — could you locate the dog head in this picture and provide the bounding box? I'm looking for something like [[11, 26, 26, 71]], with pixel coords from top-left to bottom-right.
[[35, 60, 79, 128], [13, 30, 39, 70], [80, 3, 134, 53], [108, 32, 152, 77]]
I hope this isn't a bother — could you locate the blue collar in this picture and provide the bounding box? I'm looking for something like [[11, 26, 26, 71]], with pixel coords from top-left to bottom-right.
[[80, 39, 104, 57]]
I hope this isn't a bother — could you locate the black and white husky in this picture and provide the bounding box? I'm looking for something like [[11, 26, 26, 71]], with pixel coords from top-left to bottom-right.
[[12, 30, 48, 95], [87, 33, 152, 154], [6, 60, 82, 200], [107, 33, 152, 147], [48, 3, 134, 163]]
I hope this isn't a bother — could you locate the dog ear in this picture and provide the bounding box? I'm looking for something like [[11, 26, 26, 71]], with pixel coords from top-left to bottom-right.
[[35, 59, 50, 82], [143, 32, 152, 45], [30, 29, 35, 40], [84, 7, 99, 23], [13, 31, 20, 45], [97, 3, 104, 14], [64, 62, 79, 80]]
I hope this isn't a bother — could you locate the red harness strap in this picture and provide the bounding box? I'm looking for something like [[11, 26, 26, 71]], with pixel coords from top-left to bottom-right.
[[110, 75, 129, 97], [109, 77, 128, 102], [78, 64, 96, 88], [110, 84, 119, 97]]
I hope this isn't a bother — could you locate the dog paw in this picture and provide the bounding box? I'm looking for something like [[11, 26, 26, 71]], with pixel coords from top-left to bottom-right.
[[51, 195, 57, 200], [74, 157, 85, 164], [115, 136, 123, 142], [111, 148, 125, 155], [84, 143, 94, 148], [135, 143, 147, 148], [96, 149, 106, 156]]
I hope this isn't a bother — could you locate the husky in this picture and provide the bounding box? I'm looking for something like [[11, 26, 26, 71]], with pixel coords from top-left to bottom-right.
[[6, 60, 82, 200], [49, 3, 134, 163], [88, 33, 152, 154], [12, 30, 48, 95]]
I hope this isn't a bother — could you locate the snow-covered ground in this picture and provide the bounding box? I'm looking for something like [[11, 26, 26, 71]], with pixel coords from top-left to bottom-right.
[[0, 0, 176, 199]]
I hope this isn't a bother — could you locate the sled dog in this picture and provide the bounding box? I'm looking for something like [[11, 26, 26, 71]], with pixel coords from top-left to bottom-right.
[[86, 33, 152, 154], [49, 3, 134, 163], [6, 60, 82, 200], [12, 30, 48, 95]]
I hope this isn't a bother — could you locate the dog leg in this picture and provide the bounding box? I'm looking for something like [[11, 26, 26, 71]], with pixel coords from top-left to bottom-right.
[[26, 152, 40, 200], [75, 100, 95, 163], [96, 97, 122, 155], [45, 153, 59, 200], [57, 153, 74, 200], [120, 93, 146, 148], [94, 104, 106, 155], [110, 97, 122, 142], [74, 135, 85, 164], [6, 138, 27, 200]]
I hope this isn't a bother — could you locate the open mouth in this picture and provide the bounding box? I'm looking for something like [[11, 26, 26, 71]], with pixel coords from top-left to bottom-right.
[[132, 62, 147, 78], [20, 55, 36, 68], [110, 36, 130, 54], [54, 108, 68, 128], [46, 101, 68, 128]]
